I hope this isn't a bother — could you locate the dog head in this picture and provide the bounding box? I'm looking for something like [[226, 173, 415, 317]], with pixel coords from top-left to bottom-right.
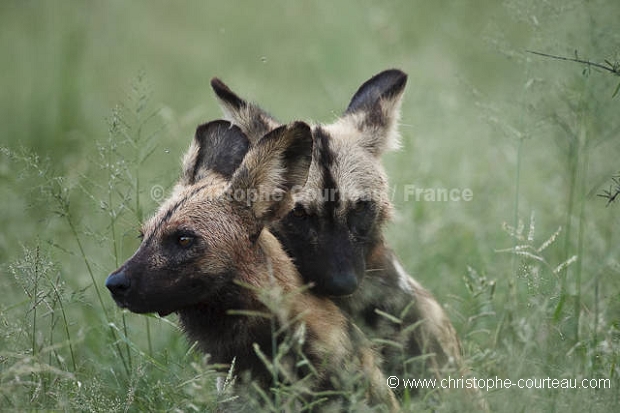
[[105, 120, 313, 315], [211, 70, 407, 296]]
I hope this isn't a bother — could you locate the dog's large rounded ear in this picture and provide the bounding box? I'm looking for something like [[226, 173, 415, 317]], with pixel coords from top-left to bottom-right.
[[340, 69, 408, 156], [181, 120, 250, 185], [230, 121, 313, 224], [210, 77, 281, 143], [345, 69, 407, 115]]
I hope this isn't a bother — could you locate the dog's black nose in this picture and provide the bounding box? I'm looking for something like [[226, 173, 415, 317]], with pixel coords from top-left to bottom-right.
[[105, 270, 131, 296], [326, 271, 359, 296]]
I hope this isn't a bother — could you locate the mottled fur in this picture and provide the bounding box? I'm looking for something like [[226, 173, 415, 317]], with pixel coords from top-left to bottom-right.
[[210, 70, 463, 382], [105, 121, 397, 410]]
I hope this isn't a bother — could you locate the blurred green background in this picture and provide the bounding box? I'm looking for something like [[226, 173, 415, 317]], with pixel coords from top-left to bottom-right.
[[1, 0, 619, 411]]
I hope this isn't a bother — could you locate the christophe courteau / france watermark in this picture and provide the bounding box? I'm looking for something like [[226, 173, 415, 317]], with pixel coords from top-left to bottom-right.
[[150, 184, 474, 203], [401, 184, 473, 203]]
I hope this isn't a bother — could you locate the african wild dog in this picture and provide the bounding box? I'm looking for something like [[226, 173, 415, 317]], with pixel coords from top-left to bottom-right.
[[105, 120, 398, 410], [210, 70, 463, 382]]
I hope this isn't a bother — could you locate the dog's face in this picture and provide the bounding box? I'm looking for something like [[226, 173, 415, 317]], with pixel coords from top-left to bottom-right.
[[272, 126, 390, 296], [105, 121, 313, 315], [211, 70, 407, 296], [106, 181, 247, 316]]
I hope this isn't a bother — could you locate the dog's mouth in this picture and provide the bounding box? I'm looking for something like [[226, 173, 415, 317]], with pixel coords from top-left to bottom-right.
[[157, 309, 174, 317], [111, 296, 129, 310], [111, 296, 176, 317]]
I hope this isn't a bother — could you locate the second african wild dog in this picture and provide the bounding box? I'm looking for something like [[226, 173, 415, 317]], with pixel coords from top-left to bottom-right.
[[210, 70, 463, 382], [105, 120, 398, 410]]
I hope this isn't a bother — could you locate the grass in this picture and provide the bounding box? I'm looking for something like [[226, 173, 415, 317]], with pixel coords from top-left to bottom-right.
[[1, 0, 620, 411]]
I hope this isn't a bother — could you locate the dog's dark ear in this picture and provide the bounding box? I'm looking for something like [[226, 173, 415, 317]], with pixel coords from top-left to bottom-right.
[[230, 121, 313, 224], [211, 78, 281, 143], [345, 69, 407, 115], [181, 120, 250, 185], [339, 69, 407, 156]]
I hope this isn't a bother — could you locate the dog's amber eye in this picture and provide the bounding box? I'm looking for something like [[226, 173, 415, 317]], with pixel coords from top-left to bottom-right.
[[178, 236, 194, 248], [292, 206, 307, 218], [353, 201, 368, 213]]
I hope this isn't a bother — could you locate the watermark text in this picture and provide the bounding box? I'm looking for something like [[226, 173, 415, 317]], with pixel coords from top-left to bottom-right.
[[403, 185, 473, 202], [386, 375, 611, 391]]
